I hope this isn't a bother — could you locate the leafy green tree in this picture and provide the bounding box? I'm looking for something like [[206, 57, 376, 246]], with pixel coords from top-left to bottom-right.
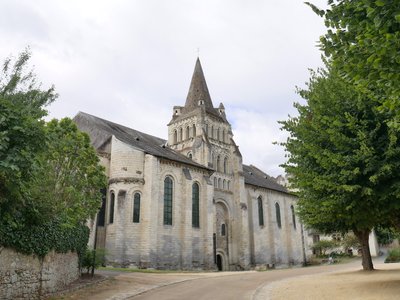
[[312, 239, 339, 256], [29, 118, 107, 225], [280, 65, 400, 270], [375, 226, 400, 245], [0, 49, 56, 221], [306, 0, 400, 126], [0, 50, 106, 260]]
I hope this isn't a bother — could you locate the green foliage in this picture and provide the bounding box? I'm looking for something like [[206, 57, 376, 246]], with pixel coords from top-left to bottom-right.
[[309, 1, 400, 125], [375, 226, 400, 245], [280, 64, 400, 270], [280, 65, 400, 235], [0, 50, 106, 260], [0, 217, 89, 258], [0, 49, 56, 219], [293, 1, 400, 269], [82, 248, 106, 273], [341, 232, 361, 250], [29, 118, 107, 225], [384, 248, 400, 263], [312, 239, 339, 255]]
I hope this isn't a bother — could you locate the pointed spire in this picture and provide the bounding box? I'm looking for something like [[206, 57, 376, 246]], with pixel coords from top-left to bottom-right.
[[184, 58, 214, 111]]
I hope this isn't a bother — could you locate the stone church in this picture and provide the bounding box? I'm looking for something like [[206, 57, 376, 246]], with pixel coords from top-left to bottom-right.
[[74, 58, 306, 270]]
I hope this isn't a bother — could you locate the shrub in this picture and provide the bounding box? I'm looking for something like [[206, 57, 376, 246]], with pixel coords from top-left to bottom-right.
[[385, 248, 400, 263], [82, 248, 106, 274], [341, 232, 360, 253], [312, 239, 339, 256], [375, 226, 400, 246]]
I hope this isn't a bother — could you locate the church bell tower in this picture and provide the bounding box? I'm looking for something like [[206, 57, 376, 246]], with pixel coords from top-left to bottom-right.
[[167, 58, 238, 174]]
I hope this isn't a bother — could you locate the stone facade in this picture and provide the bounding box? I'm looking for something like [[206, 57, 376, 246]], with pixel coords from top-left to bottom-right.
[[0, 248, 79, 299], [76, 58, 306, 270]]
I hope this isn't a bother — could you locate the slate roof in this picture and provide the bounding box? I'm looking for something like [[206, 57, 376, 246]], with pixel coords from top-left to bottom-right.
[[74, 113, 289, 194], [170, 58, 227, 123], [243, 164, 289, 194], [184, 58, 214, 112], [74, 112, 211, 171]]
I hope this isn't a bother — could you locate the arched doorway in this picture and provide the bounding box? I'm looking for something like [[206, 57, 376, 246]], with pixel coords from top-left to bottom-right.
[[216, 254, 223, 271], [215, 201, 230, 270]]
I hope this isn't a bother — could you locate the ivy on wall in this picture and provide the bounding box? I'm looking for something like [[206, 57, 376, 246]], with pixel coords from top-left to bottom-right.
[[0, 218, 89, 261]]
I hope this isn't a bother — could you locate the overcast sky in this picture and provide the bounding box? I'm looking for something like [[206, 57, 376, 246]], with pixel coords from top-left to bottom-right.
[[0, 0, 328, 177]]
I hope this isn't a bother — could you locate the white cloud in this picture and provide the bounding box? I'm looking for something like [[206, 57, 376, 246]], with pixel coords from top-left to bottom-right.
[[0, 0, 328, 176], [229, 107, 290, 176]]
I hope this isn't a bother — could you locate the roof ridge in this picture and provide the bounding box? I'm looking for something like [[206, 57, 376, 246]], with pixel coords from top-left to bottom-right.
[[76, 111, 166, 144], [243, 164, 288, 193], [75, 112, 211, 171]]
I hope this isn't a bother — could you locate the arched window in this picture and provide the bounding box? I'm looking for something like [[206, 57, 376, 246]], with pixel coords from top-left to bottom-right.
[[216, 156, 221, 172], [275, 202, 281, 228], [258, 196, 264, 226], [188, 152, 192, 159], [218, 178, 222, 189], [291, 205, 296, 229], [186, 126, 190, 139], [211, 126, 214, 138], [193, 124, 196, 137], [227, 181, 230, 190], [214, 177, 217, 187], [192, 183, 200, 228], [164, 177, 173, 225], [97, 188, 106, 226], [222, 130, 225, 142], [205, 124, 208, 136], [221, 223, 226, 236], [223, 157, 228, 174], [217, 128, 220, 141], [179, 127, 183, 142], [133, 193, 141, 223], [210, 152, 214, 167], [173, 130, 177, 144], [109, 191, 115, 224]]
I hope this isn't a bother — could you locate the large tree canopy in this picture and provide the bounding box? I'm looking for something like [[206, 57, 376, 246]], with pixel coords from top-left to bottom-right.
[[29, 118, 106, 225], [0, 50, 106, 259], [0, 50, 56, 218], [280, 65, 400, 270], [307, 0, 400, 125]]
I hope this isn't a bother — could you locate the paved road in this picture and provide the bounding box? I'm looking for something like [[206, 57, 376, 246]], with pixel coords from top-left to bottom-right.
[[61, 259, 366, 300], [130, 260, 362, 300]]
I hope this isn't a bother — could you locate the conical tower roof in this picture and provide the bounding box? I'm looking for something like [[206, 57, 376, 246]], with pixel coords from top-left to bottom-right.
[[184, 58, 214, 112]]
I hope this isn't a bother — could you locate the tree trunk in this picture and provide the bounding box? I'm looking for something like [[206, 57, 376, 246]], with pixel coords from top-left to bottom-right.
[[354, 229, 374, 270]]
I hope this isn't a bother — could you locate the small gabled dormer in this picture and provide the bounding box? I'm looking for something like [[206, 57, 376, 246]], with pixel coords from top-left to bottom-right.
[[173, 106, 183, 117], [218, 102, 225, 115]]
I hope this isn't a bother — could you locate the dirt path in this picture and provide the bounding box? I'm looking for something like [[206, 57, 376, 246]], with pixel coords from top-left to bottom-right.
[[55, 259, 367, 300], [263, 261, 400, 300]]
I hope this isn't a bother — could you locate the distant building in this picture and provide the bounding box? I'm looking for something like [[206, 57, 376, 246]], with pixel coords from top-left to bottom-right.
[[75, 58, 306, 270]]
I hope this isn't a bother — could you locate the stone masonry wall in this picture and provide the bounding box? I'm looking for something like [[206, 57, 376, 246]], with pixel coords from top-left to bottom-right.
[[247, 187, 305, 268], [0, 247, 79, 299]]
